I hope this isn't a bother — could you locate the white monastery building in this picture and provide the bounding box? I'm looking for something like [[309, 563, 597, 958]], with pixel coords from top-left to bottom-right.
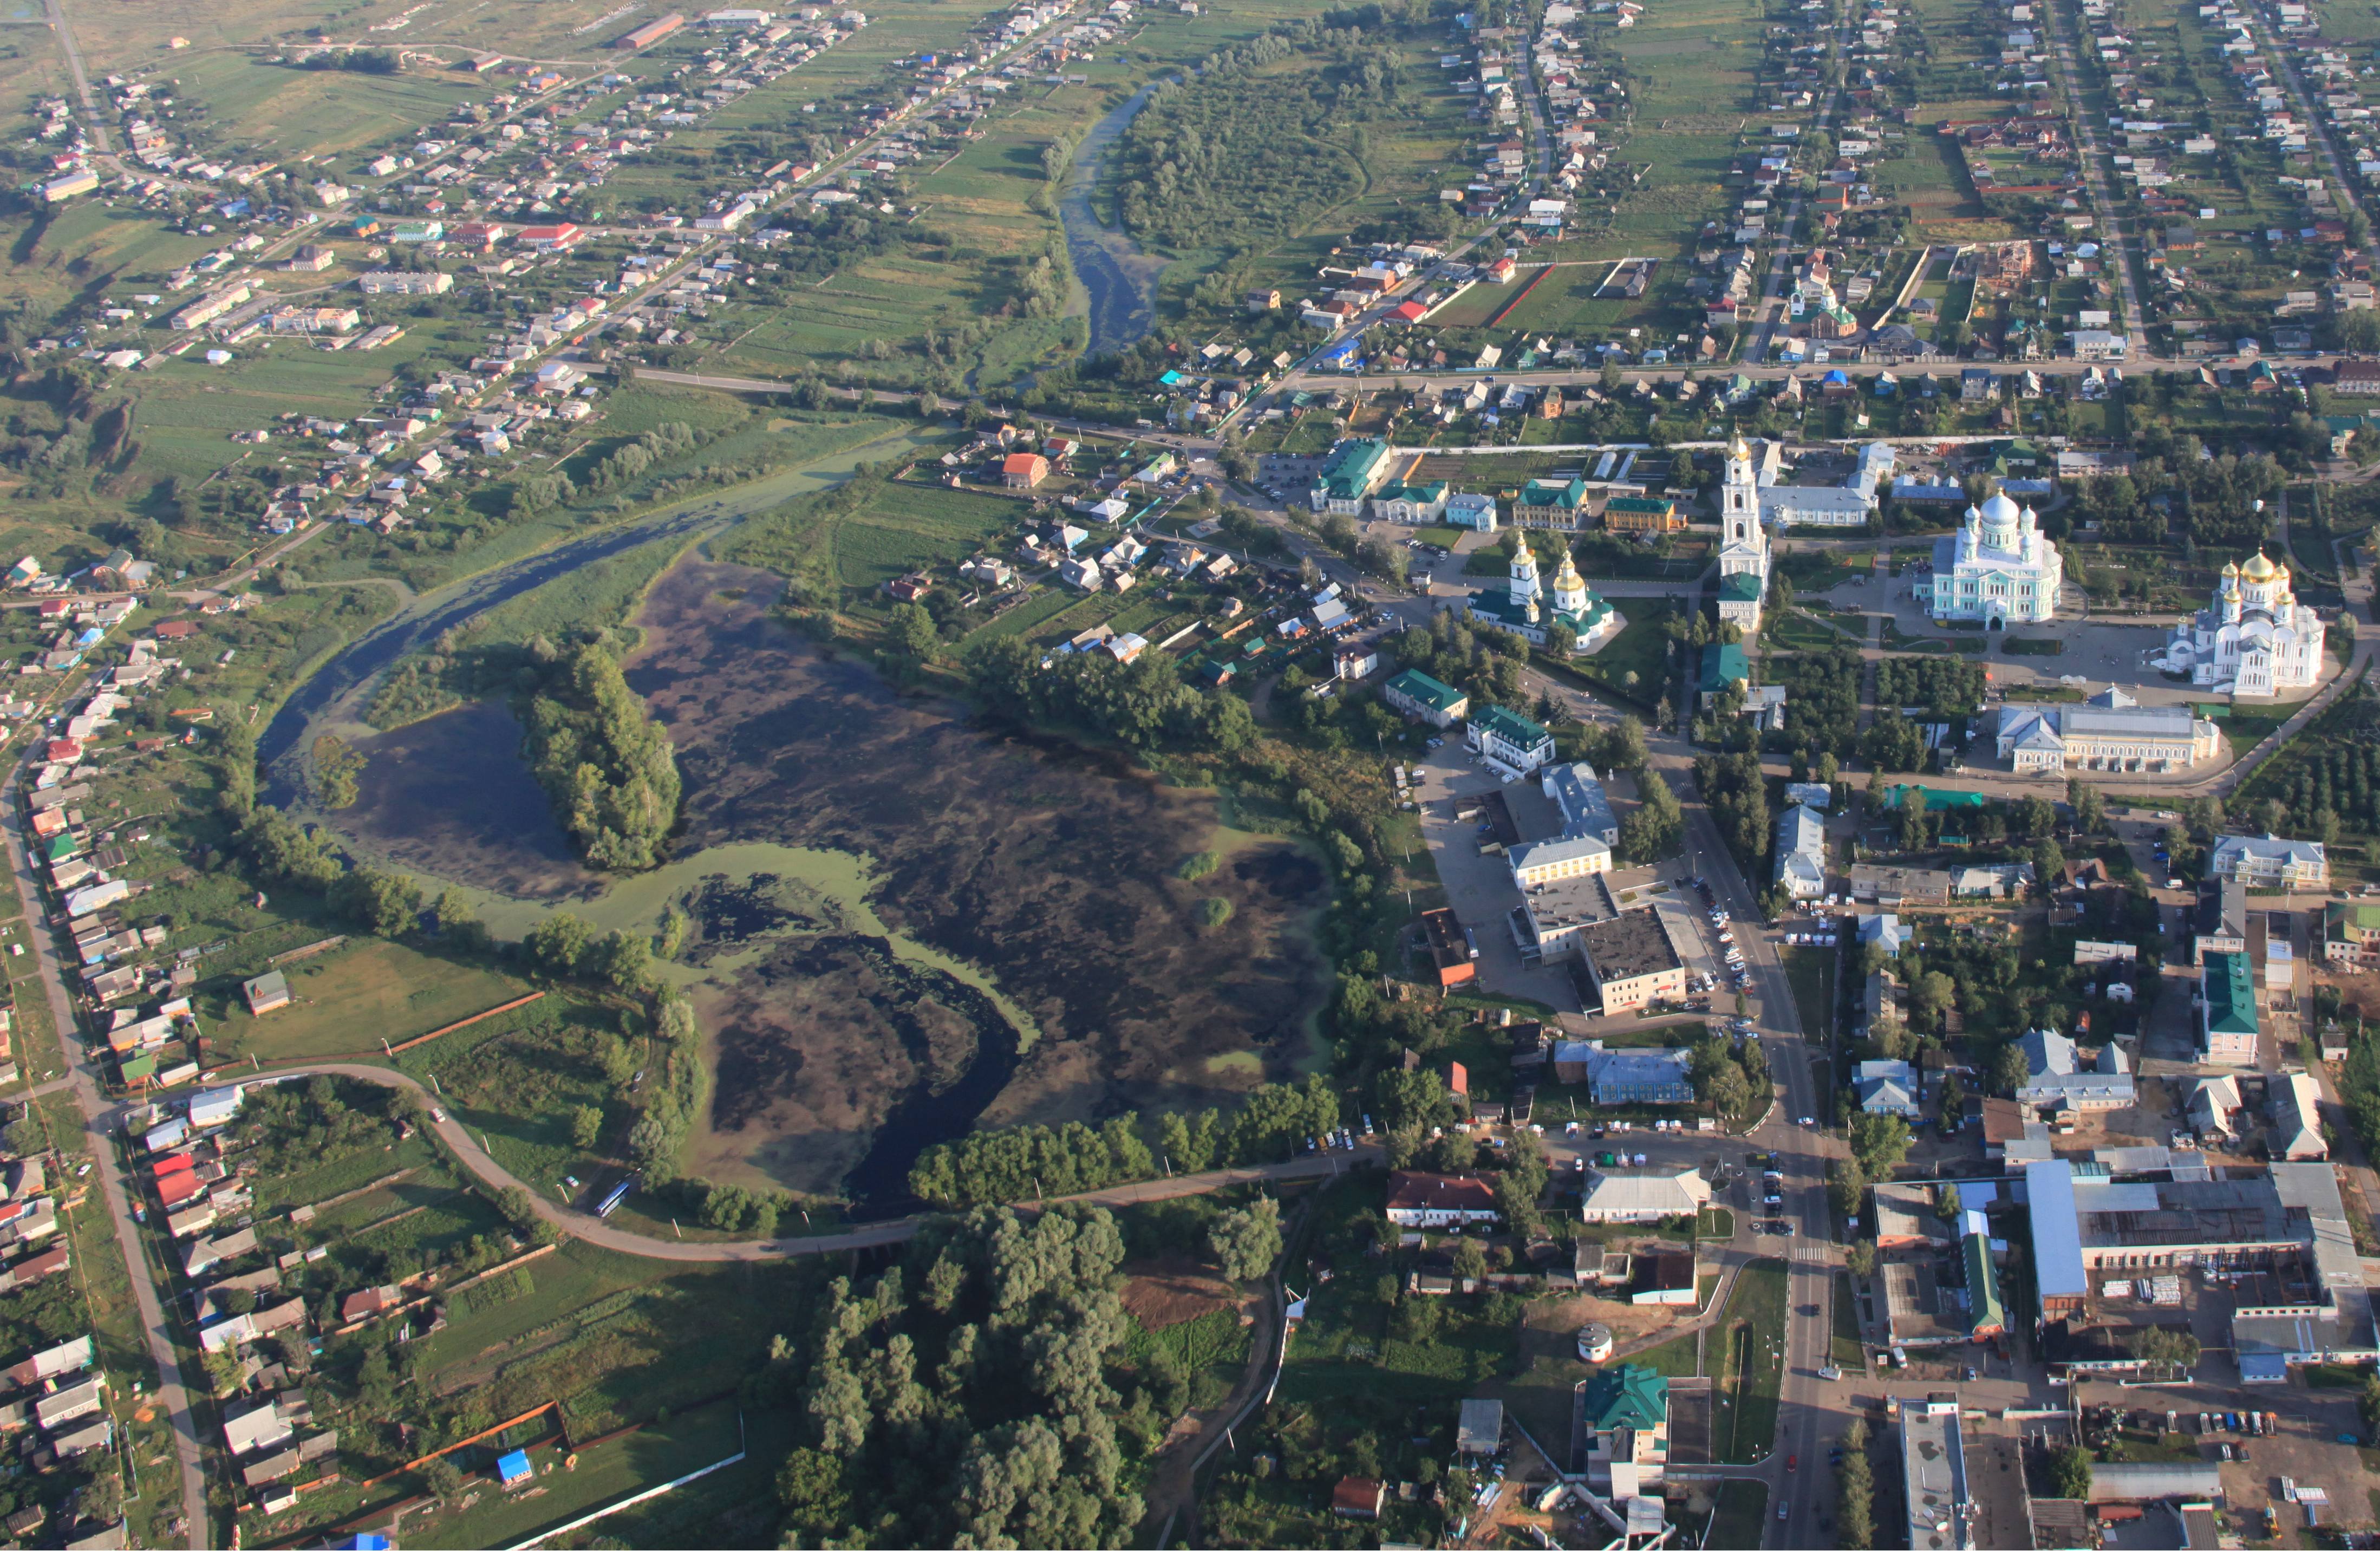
[[2158, 551, 2327, 698], [1926, 489, 2064, 625]]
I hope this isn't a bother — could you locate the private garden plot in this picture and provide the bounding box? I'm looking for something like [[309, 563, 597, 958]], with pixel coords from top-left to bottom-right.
[[198, 1079, 815, 1533], [387, 1396, 752, 1551], [718, 257, 990, 379], [165, 53, 490, 164], [824, 482, 1024, 592], [196, 937, 533, 1065], [125, 329, 478, 486]]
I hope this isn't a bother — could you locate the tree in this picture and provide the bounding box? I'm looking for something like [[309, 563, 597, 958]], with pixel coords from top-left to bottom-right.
[[1993, 1041, 2031, 1096], [2360, 1374, 2380, 1441], [1597, 715, 1651, 772], [1208, 1197, 1283, 1281], [778, 1448, 856, 1543], [311, 734, 366, 808], [1846, 1241, 1876, 1278], [420, 1455, 466, 1503], [1848, 1113, 1911, 1180], [495, 1185, 556, 1244], [1620, 770, 1685, 863], [1449, 1236, 1488, 1288], [2032, 838, 2066, 894], [1836, 1416, 1876, 1548], [1910, 971, 1955, 1030], [328, 867, 422, 937], [2126, 1325, 2200, 1378], [2069, 779, 2106, 835], [1828, 1157, 1867, 1217], [2048, 1444, 2093, 1500], [890, 602, 939, 661], [569, 1105, 604, 1150], [525, 913, 597, 976], [1937, 1183, 1962, 1222]]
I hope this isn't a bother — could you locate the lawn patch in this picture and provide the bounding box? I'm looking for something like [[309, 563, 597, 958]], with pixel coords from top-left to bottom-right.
[[1715, 1259, 1789, 1463]]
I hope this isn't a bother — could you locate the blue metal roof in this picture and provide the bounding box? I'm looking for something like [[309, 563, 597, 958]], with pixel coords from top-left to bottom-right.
[[2025, 1160, 2088, 1301]]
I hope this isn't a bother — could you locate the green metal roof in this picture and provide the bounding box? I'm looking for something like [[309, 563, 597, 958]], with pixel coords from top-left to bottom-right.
[[1888, 784, 1988, 811], [1314, 438, 1393, 500], [2203, 950, 2258, 1036], [1384, 669, 1466, 714], [1700, 643, 1749, 692], [1580, 1365, 1668, 1433], [2330, 902, 2380, 941], [1962, 1229, 2005, 1334], [1605, 496, 1677, 516], [1718, 572, 1764, 602], [1519, 477, 1588, 509], [1471, 703, 1551, 750]]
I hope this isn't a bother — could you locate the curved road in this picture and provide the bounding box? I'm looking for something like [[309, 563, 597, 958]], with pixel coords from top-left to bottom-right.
[[222, 1063, 1380, 1261]]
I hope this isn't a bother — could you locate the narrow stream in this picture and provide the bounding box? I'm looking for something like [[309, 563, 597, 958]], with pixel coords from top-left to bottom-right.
[[254, 422, 950, 791], [1058, 81, 1170, 357]]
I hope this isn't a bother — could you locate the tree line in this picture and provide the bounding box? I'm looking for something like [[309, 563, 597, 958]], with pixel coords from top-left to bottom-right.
[[908, 1074, 1341, 1207]]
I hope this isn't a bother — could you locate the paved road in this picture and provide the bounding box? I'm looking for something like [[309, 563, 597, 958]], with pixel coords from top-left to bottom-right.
[[2044, 0, 2147, 337], [242, 1063, 1385, 1260], [0, 778, 207, 1544]]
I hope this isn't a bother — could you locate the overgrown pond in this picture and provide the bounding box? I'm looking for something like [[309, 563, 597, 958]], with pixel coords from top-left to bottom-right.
[[327, 558, 1331, 1208]]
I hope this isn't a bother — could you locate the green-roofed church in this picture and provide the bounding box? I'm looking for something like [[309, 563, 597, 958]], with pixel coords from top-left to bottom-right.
[[1465, 540, 1624, 655]]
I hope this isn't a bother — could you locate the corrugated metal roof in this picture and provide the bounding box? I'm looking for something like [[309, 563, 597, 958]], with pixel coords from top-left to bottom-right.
[[2059, 704, 2199, 738], [2084, 1462, 2222, 1502], [2026, 1160, 2088, 1300]]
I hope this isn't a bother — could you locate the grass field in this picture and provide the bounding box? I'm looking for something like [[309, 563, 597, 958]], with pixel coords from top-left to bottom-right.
[[401, 995, 637, 1208], [205, 937, 532, 1064], [1832, 1269, 1865, 1367], [1125, 1305, 1253, 1409], [1781, 946, 1836, 1048], [1705, 1479, 1770, 1549], [1716, 1258, 1789, 1463]]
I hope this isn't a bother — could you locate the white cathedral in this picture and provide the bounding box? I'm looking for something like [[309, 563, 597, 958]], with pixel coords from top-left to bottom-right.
[[1926, 488, 2065, 626], [2158, 551, 2326, 698], [1465, 542, 1623, 653], [1716, 436, 1772, 628]]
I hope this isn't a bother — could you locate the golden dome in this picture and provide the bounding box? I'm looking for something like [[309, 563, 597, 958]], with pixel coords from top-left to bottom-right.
[[2221, 560, 2240, 577], [1727, 433, 1751, 460], [2241, 551, 2281, 581]]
